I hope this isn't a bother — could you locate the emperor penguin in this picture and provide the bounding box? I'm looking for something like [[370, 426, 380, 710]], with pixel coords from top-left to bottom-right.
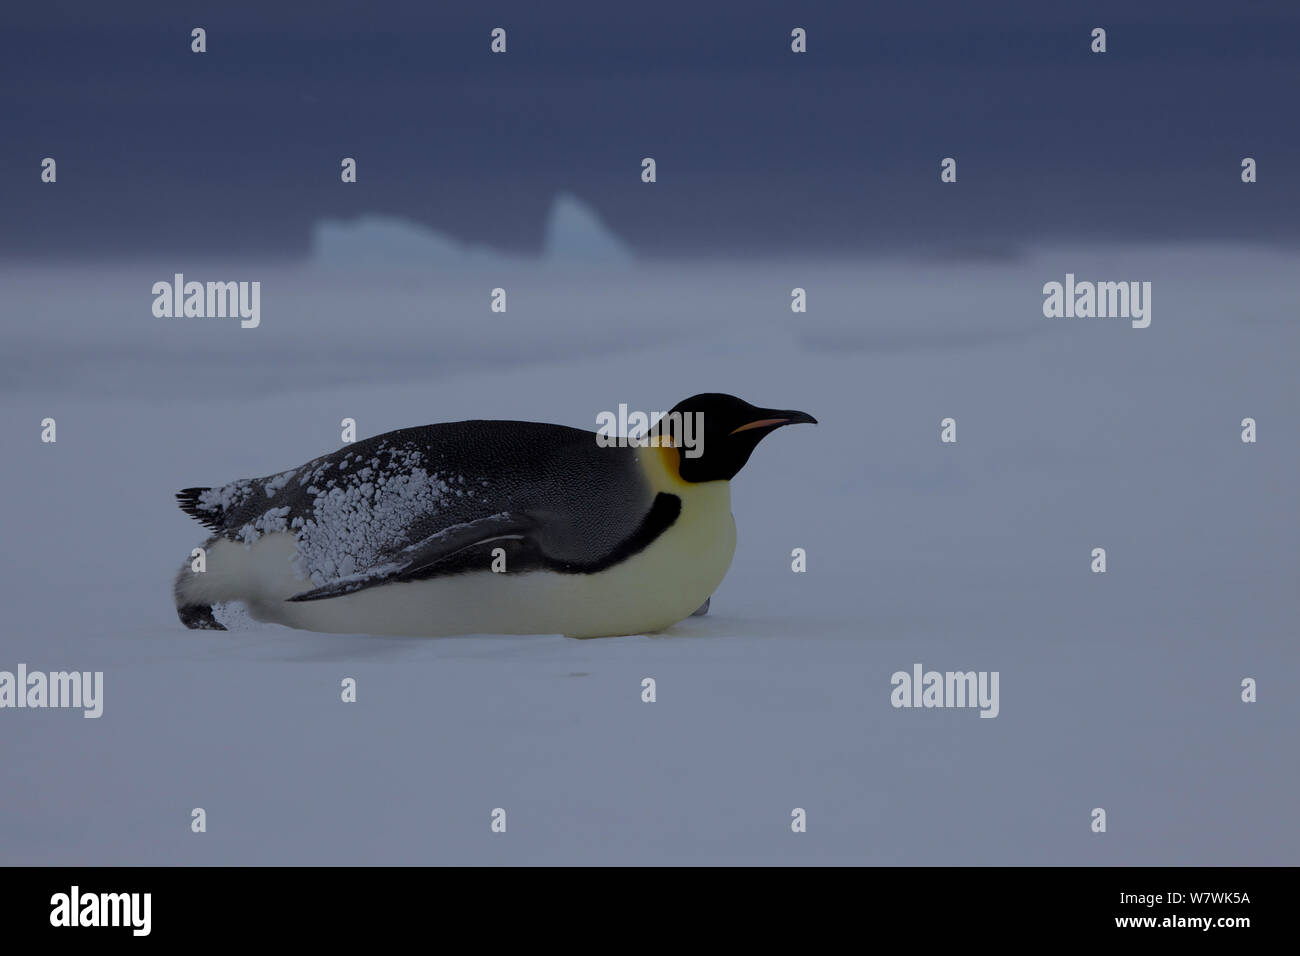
[[172, 393, 815, 638]]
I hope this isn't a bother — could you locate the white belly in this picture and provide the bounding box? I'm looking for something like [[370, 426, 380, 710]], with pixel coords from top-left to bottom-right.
[[191, 481, 736, 638]]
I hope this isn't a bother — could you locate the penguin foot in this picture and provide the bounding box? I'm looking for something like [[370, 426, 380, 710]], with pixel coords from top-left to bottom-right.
[[178, 604, 227, 631], [691, 597, 711, 617]]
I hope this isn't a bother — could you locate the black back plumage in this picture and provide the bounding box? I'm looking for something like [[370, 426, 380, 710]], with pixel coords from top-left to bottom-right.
[[176, 419, 678, 596]]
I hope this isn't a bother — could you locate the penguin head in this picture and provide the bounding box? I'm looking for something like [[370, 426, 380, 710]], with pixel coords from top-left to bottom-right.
[[654, 393, 817, 482]]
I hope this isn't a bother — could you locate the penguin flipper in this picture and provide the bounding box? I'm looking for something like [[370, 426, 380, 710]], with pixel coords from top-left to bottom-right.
[[285, 512, 535, 603]]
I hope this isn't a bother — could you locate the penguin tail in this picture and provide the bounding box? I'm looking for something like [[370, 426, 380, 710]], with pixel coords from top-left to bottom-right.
[[176, 487, 225, 532], [177, 603, 226, 631], [173, 535, 228, 631]]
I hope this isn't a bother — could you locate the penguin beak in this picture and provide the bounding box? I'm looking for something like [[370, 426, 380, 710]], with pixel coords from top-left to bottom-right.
[[729, 409, 818, 435]]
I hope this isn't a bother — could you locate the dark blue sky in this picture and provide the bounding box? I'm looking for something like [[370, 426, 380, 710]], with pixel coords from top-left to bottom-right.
[[3, 0, 1298, 259]]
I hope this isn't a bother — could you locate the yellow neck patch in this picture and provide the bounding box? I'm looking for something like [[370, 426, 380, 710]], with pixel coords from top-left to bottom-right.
[[639, 443, 691, 491]]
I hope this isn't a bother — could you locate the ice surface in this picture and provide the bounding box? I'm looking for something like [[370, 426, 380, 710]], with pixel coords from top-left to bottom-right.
[[0, 244, 1296, 864]]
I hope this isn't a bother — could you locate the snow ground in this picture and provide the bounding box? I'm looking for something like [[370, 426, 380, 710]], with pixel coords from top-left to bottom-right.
[[1, 243, 1297, 864]]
